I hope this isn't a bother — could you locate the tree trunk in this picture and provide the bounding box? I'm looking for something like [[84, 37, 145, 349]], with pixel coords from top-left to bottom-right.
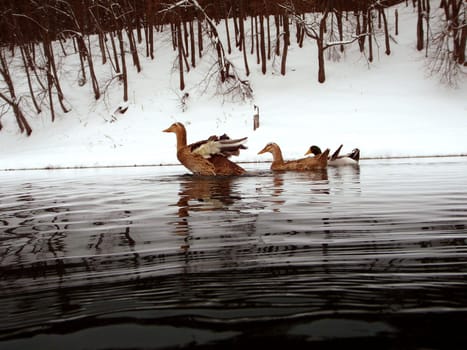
[[449, 0, 463, 64], [198, 18, 203, 57], [136, 12, 143, 44], [85, 37, 101, 100], [148, 0, 154, 59], [177, 21, 185, 90], [458, 21, 466, 65], [416, 0, 424, 51], [179, 22, 191, 72], [46, 39, 70, 112], [250, 16, 254, 54], [145, 21, 150, 58], [171, 23, 177, 51], [281, 14, 289, 76], [259, 15, 266, 74], [367, 9, 374, 62], [224, 16, 232, 54], [98, 32, 107, 64], [357, 12, 365, 52], [13, 103, 32, 136], [274, 13, 281, 56], [395, 9, 399, 36], [183, 20, 189, 57], [78, 36, 100, 100], [76, 36, 87, 83], [0, 52, 32, 135], [190, 20, 196, 67], [317, 11, 329, 83], [20, 45, 41, 114], [126, 27, 141, 72], [232, 5, 240, 48], [42, 33, 56, 122], [380, 8, 391, 55], [117, 29, 128, 102], [24, 44, 45, 91], [239, 0, 249, 76], [110, 31, 121, 74], [266, 15, 271, 60], [255, 16, 260, 65], [336, 11, 344, 52]]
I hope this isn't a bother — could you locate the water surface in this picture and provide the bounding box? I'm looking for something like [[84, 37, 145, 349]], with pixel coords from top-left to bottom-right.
[[1, 158, 467, 349]]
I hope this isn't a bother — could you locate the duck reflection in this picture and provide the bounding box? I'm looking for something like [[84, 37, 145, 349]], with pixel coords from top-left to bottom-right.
[[329, 163, 360, 179], [174, 175, 241, 242], [302, 168, 329, 196], [267, 172, 285, 211], [258, 169, 330, 212], [328, 164, 361, 195], [300, 168, 329, 181], [176, 175, 239, 217]]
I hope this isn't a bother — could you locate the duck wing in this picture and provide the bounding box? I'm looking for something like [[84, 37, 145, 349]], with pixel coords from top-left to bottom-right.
[[190, 135, 248, 158], [177, 148, 216, 175], [209, 154, 246, 175], [330, 144, 343, 161]]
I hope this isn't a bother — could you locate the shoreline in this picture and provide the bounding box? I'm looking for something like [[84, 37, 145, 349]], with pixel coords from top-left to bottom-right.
[[1, 154, 466, 172]]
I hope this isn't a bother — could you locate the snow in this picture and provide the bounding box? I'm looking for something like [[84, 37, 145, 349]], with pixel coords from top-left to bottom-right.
[[0, 3, 466, 171]]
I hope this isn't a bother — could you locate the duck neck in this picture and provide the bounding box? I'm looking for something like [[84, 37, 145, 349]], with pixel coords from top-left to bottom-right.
[[271, 147, 284, 165], [175, 127, 187, 151]]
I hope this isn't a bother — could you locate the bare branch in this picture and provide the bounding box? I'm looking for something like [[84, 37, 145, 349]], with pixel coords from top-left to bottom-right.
[[161, 0, 252, 100], [324, 33, 369, 50]]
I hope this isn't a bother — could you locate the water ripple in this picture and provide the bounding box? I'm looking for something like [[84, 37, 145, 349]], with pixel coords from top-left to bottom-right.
[[1, 159, 467, 346]]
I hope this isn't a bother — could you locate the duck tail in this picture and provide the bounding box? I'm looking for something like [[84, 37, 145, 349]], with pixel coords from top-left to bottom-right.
[[320, 148, 331, 166]]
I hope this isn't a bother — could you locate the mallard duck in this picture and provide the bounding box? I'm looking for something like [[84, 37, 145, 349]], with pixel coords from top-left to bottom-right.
[[163, 122, 248, 176], [305, 144, 360, 166], [258, 142, 329, 171]]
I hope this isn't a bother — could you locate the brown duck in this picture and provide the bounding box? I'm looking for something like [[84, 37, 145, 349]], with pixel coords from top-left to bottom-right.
[[258, 142, 329, 171], [163, 122, 248, 176]]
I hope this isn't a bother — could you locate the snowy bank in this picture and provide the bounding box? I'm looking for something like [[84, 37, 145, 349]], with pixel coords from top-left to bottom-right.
[[0, 3, 466, 171]]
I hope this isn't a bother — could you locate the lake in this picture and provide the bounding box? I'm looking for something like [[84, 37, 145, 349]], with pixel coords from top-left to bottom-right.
[[1, 157, 467, 349]]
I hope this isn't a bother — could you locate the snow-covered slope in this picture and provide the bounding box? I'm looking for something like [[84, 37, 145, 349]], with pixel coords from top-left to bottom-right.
[[0, 3, 466, 170]]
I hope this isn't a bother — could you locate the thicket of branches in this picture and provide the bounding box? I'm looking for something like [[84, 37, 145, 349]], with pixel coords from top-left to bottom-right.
[[0, 0, 464, 136], [422, 0, 466, 86]]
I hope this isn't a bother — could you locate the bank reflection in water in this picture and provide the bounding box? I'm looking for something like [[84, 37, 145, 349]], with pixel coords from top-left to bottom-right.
[[2, 159, 467, 348], [0, 185, 137, 264]]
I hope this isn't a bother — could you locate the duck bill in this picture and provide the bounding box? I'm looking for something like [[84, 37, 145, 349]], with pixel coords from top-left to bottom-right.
[[257, 146, 268, 155], [162, 127, 173, 133], [304, 149, 312, 156]]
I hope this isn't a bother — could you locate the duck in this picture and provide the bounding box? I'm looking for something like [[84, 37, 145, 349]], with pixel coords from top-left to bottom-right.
[[163, 122, 248, 176], [258, 142, 329, 171], [305, 144, 360, 166]]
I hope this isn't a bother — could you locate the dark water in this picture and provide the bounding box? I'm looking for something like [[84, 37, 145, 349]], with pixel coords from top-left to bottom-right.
[[1, 158, 467, 349]]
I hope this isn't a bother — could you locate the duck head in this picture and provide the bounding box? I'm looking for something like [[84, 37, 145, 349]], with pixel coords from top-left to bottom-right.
[[163, 122, 185, 134], [349, 148, 360, 161], [305, 145, 322, 156], [258, 142, 279, 155]]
